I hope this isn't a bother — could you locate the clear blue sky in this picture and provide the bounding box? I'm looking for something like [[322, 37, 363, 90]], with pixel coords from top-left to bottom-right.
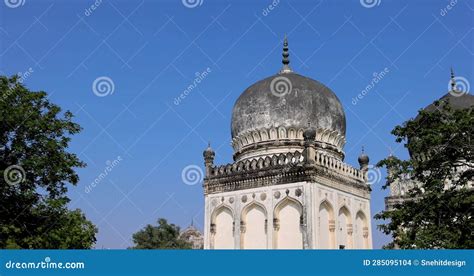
[[1, 0, 472, 249]]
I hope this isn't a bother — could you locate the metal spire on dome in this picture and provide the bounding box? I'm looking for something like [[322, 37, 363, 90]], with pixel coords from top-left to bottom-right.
[[450, 67, 456, 92], [280, 35, 292, 74]]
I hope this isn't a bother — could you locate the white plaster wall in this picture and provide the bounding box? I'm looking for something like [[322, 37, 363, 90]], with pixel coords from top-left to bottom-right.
[[204, 180, 372, 249]]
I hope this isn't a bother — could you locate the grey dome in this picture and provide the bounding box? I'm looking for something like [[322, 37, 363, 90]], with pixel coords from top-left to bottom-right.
[[422, 93, 474, 112], [231, 72, 346, 139]]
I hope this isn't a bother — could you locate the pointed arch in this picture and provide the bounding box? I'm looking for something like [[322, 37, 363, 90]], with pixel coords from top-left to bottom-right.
[[273, 196, 303, 249], [318, 200, 335, 249], [337, 205, 353, 249], [240, 201, 268, 249], [210, 204, 234, 249], [354, 210, 369, 249]]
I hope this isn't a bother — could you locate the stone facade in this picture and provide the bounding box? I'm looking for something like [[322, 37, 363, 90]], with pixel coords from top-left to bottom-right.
[[202, 37, 373, 249], [203, 141, 372, 249]]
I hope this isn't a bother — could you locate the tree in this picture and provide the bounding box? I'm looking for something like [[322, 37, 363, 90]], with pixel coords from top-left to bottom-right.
[[0, 76, 97, 249], [375, 100, 473, 249], [130, 218, 192, 249]]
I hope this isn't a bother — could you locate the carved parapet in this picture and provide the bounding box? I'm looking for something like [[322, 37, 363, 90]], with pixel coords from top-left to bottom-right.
[[315, 151, 365, 183], [202, 151, 369, 196]]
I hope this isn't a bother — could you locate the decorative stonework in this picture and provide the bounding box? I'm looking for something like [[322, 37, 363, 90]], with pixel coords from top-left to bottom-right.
[[363, 227, 369, 238], [210, 223, 216, 234], [329, 220, 336, 232], [240, 221, 246, 233], [203, 151, 368, 197], [347, 224, 353, 235], [231, 126, 346, 161], [202, 38, 374, 250], [273, 218, 280, 231]]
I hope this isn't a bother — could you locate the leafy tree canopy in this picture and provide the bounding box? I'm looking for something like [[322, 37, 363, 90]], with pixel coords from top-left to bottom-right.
[[375, 100, 473, 249], [130, 218, 192, 249], [0, 76, 97, 249]]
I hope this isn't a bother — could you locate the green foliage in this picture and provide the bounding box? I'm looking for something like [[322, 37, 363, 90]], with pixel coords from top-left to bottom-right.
[[375, 100, 474, 249], [130, 218, 192, 249], [0, 76, 97, 249]]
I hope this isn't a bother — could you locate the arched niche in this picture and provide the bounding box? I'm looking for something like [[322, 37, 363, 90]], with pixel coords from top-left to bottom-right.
[[240, 201, 267, 249], [337, 205, 353, 249], [211, 205, 234, 249], [273, 197, 303, 249], [354, 210, 369, 249], [318, 200, 335, 249]]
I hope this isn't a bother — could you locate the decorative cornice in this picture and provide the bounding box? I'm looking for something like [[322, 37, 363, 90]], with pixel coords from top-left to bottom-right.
[[231, 126, 346, 160], [203, 151, 369, 197]]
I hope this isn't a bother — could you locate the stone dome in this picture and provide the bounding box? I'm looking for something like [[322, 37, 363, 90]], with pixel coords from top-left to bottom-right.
[[421, 93, 474, 113], [410, 70, 473, 159], [415, 70, 474, 121], [230, 38, 346, 161]]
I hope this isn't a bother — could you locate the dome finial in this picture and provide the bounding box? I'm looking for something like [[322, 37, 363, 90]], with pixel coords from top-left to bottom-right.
[[450, 67, 456, 92], [280, 34, 292, 74]]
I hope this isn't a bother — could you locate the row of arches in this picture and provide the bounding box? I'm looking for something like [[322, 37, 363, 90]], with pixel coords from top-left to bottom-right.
[[210, 199, 369, 249], [210, 197, 303, 249], [318, 200, 369, 249]]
